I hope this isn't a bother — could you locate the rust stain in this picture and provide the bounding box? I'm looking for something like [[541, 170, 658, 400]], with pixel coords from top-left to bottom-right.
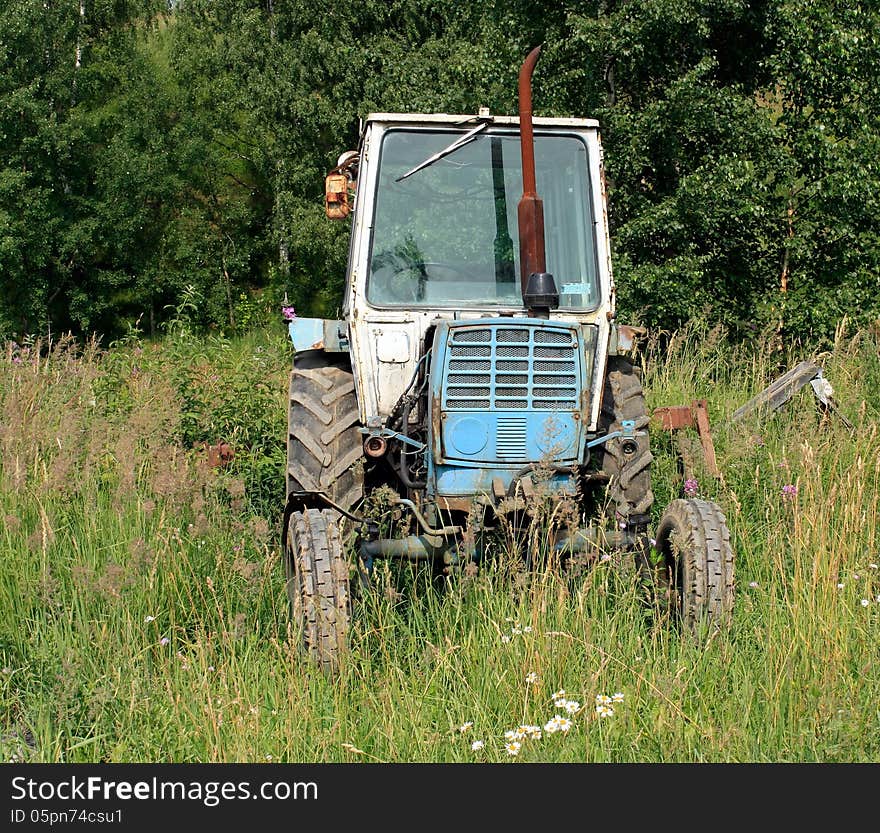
[[431, 395, 444, 463], [651, 400, 720, 479], [197, 441, 235, 468], [438, 496, 480, 513], [652, 405, 695, 431]]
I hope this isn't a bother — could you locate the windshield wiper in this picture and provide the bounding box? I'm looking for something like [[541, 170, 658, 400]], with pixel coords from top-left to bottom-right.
[[395, 120, 491, 182]]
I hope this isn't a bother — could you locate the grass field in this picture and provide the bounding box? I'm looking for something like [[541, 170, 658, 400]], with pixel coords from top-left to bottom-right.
[[1, 320, 878, 763]]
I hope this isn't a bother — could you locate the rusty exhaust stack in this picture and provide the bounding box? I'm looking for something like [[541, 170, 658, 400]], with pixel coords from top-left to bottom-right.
[[517, 45, 557, 318]]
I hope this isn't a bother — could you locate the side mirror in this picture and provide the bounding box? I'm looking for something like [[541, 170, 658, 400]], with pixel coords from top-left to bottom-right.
[[324, 150, 359, 220], [325, 172, 350, 219]]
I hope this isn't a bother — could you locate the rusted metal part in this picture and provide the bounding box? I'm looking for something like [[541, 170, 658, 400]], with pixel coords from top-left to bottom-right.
[[691, 399, 718, 477], [651, 399, 720, 479], [653, 404, 693, 431], [517, 45, 547, 303], [431, 395, 443, 463], [393, 498, 461, 536], [437, 496, 480, 513], [324, 172, 349, 219], [198, 441, 234, 468]]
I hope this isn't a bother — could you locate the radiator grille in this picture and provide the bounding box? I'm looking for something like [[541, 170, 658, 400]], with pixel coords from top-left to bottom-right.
[[444, 325, 579, 411]]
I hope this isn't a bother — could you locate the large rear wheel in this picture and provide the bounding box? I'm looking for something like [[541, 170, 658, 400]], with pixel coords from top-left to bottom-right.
[[599, 356, 654, 528], [285, 508, 350, 674], [287, 363, 363, 510], [651, 498, 735, 632]]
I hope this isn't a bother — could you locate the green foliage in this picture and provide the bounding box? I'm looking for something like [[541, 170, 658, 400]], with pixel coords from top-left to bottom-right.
[[1, 1, 878, 343], [2, 326, 879, 762]]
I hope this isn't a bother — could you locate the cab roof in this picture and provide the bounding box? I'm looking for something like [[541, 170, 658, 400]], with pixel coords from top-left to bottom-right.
[[364, 112, 600, 130]]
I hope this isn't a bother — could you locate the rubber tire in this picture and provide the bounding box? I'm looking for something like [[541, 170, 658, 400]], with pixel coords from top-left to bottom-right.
[[285, 509, 350, 674], [599, 356, 654, 523], [287, 363, 363, 510], [652, 498, 735, 632]]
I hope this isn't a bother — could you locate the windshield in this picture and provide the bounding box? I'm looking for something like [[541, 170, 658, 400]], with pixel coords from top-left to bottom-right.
[[366, 128, 600, 309]]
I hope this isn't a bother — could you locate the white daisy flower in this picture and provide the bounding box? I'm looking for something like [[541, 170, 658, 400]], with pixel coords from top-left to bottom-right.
[[551, 689, 566, 703], [505, 741, 521, 756], [860, 599, 870, 607], [144, 615, 156, 623], [563, 700, 580, 714], [471, 740, 484, 752], [611, 692, 625, 703], [458, 722, 473, 733], [556, 717, 572, 733], [523, 626, 533, 633], [595, 694, 612, 706], [596, 705, 614, 718], [525, 672, 538, 684]]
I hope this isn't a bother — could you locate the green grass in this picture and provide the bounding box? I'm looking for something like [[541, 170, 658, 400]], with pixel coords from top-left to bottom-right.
[[1, 321, 879, 762]]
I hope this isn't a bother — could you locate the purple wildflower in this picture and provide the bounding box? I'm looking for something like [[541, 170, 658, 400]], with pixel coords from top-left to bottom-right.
[[159, 637, 170, 647], [281, 306, 296, 321], [781, 484, 798, 499], [683, 478, 699, 497]]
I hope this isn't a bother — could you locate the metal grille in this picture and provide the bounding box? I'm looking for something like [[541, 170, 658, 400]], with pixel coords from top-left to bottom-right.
[[445, 325, 580, 411], [448, 386, 490, 398], [534, 329, 572, 344], [449, 373, 490, 385], [497, 418, 528, 457], [450, 359, 489, 371], [451, 344, 491, 358], [535, 360, 575, 373], [533, 399, 578, 410], [455, 329, 492, 342], [496, 345, 530, 358]]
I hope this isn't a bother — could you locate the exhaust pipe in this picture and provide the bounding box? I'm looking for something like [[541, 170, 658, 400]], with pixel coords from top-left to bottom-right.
[[517, 45, 559, 319]]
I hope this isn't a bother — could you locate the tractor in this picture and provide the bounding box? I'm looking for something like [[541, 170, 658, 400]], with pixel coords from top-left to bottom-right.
[[282, 47, 735, 672]]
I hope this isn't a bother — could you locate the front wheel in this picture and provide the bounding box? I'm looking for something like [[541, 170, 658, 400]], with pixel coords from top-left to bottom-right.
[[285, 508, 351, 674], [650, 498, 735, 632]]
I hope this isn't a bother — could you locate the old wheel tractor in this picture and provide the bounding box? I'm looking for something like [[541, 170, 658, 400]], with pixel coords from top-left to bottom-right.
[[282, 48, 735, 672]]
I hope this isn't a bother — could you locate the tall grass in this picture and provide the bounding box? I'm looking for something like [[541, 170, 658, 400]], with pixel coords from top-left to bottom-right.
[[1, 322, 878, 762]]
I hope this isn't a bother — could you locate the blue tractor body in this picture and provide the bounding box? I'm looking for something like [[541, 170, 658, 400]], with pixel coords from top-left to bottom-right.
[[427, 318, 596, 502]]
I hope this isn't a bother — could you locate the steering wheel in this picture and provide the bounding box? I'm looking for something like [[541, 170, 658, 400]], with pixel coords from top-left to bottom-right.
[[370, 261, 475, 303], [417, 262, 474, 282]]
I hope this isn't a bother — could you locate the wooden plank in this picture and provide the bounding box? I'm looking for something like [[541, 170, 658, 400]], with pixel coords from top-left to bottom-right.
[[730, 361, 821, 423]]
